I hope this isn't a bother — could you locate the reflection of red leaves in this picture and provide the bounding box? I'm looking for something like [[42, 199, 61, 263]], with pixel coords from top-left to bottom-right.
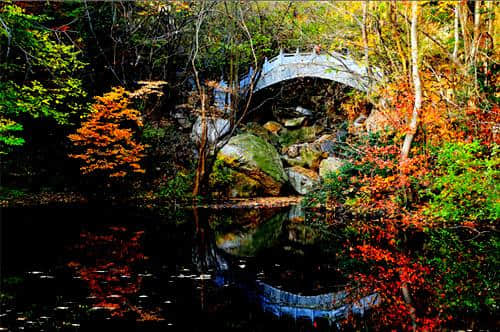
[[341, 132, 443, 330], [68, 226, 147, 318]]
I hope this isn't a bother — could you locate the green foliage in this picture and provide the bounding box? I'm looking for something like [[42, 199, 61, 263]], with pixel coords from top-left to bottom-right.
[[0, 4, 87, 154], [422, 141, 500, 315], [425, 227, 500, 314], [0, 186, 26, 200], [303, 161, 357, 207], [209, 158, 234, 188], [426, 141, 499, 223], [156, 172, 194, 202], [142, 124, 167, 142], [0, 118, 24, 151]]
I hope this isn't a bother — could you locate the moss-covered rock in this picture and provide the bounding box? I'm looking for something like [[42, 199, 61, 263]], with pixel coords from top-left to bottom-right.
[[243, 122, 279, 147], [214, 133, 288, 197], [278, 125, 324, 147], [299, 147, 323, 170], [282, 143, 323, 170]]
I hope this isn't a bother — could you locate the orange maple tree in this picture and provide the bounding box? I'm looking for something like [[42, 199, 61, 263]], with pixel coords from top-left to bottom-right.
[[69, 87, 146, 178]]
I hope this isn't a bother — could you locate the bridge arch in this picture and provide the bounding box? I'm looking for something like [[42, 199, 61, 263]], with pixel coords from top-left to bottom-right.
[[238, 49, 379, 95]]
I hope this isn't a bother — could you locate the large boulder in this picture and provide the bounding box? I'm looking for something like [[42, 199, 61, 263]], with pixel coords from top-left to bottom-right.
[[282, 142, 324, 170], [319, 157, 345, 178], [191, 116, 230, 145], [215, 133, 288, 196], [286, 166, 320, 195]]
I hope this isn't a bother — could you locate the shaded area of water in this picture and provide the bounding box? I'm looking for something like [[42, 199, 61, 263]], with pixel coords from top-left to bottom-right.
[[0, 205, 346, 331]]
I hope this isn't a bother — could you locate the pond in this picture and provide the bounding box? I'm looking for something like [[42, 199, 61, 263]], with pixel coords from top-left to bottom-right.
[[0, 204, 359, 331]]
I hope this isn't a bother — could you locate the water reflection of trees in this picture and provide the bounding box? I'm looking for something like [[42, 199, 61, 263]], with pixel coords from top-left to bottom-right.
[[67, 226, 161, 320]]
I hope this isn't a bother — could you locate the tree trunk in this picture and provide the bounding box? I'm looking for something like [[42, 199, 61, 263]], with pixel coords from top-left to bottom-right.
[[400, 4, 423, 325], [459, 2, 471, 64], [471, 0, 481, 63], [401, 282, 417, 331], [192, 91, 207, 197], [471, 0, 481, 88], [401, 1, 422, 160], [452, 3, 460, 61]]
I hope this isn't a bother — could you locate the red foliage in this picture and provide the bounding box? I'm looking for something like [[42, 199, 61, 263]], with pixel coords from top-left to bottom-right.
[[341, 142, 446, 330]]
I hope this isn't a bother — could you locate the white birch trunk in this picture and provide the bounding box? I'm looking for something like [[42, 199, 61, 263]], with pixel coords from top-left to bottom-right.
[[401, 1, 422, 160]]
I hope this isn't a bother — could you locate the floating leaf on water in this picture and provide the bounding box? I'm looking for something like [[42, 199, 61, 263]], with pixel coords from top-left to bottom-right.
[[40, 275, 55, 279], [107, 294, 122, 298]]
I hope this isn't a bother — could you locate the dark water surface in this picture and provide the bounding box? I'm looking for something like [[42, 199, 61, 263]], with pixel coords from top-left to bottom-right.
[[0, 205, 343, 331]]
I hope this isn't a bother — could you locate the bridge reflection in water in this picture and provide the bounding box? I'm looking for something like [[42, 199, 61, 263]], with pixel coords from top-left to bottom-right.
[[196, 205, 379, 326]]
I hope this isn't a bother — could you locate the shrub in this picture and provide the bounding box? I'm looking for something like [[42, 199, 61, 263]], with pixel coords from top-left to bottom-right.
[[426, 141, 499, 223]]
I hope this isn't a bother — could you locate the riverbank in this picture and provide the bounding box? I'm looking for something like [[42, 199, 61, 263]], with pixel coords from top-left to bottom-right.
[[0, 190, 304, 210]]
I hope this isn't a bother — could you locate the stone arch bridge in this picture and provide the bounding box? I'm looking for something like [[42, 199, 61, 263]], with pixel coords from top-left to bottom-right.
[[194, 48, 380, 145], [214, 48, 380, 109]]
